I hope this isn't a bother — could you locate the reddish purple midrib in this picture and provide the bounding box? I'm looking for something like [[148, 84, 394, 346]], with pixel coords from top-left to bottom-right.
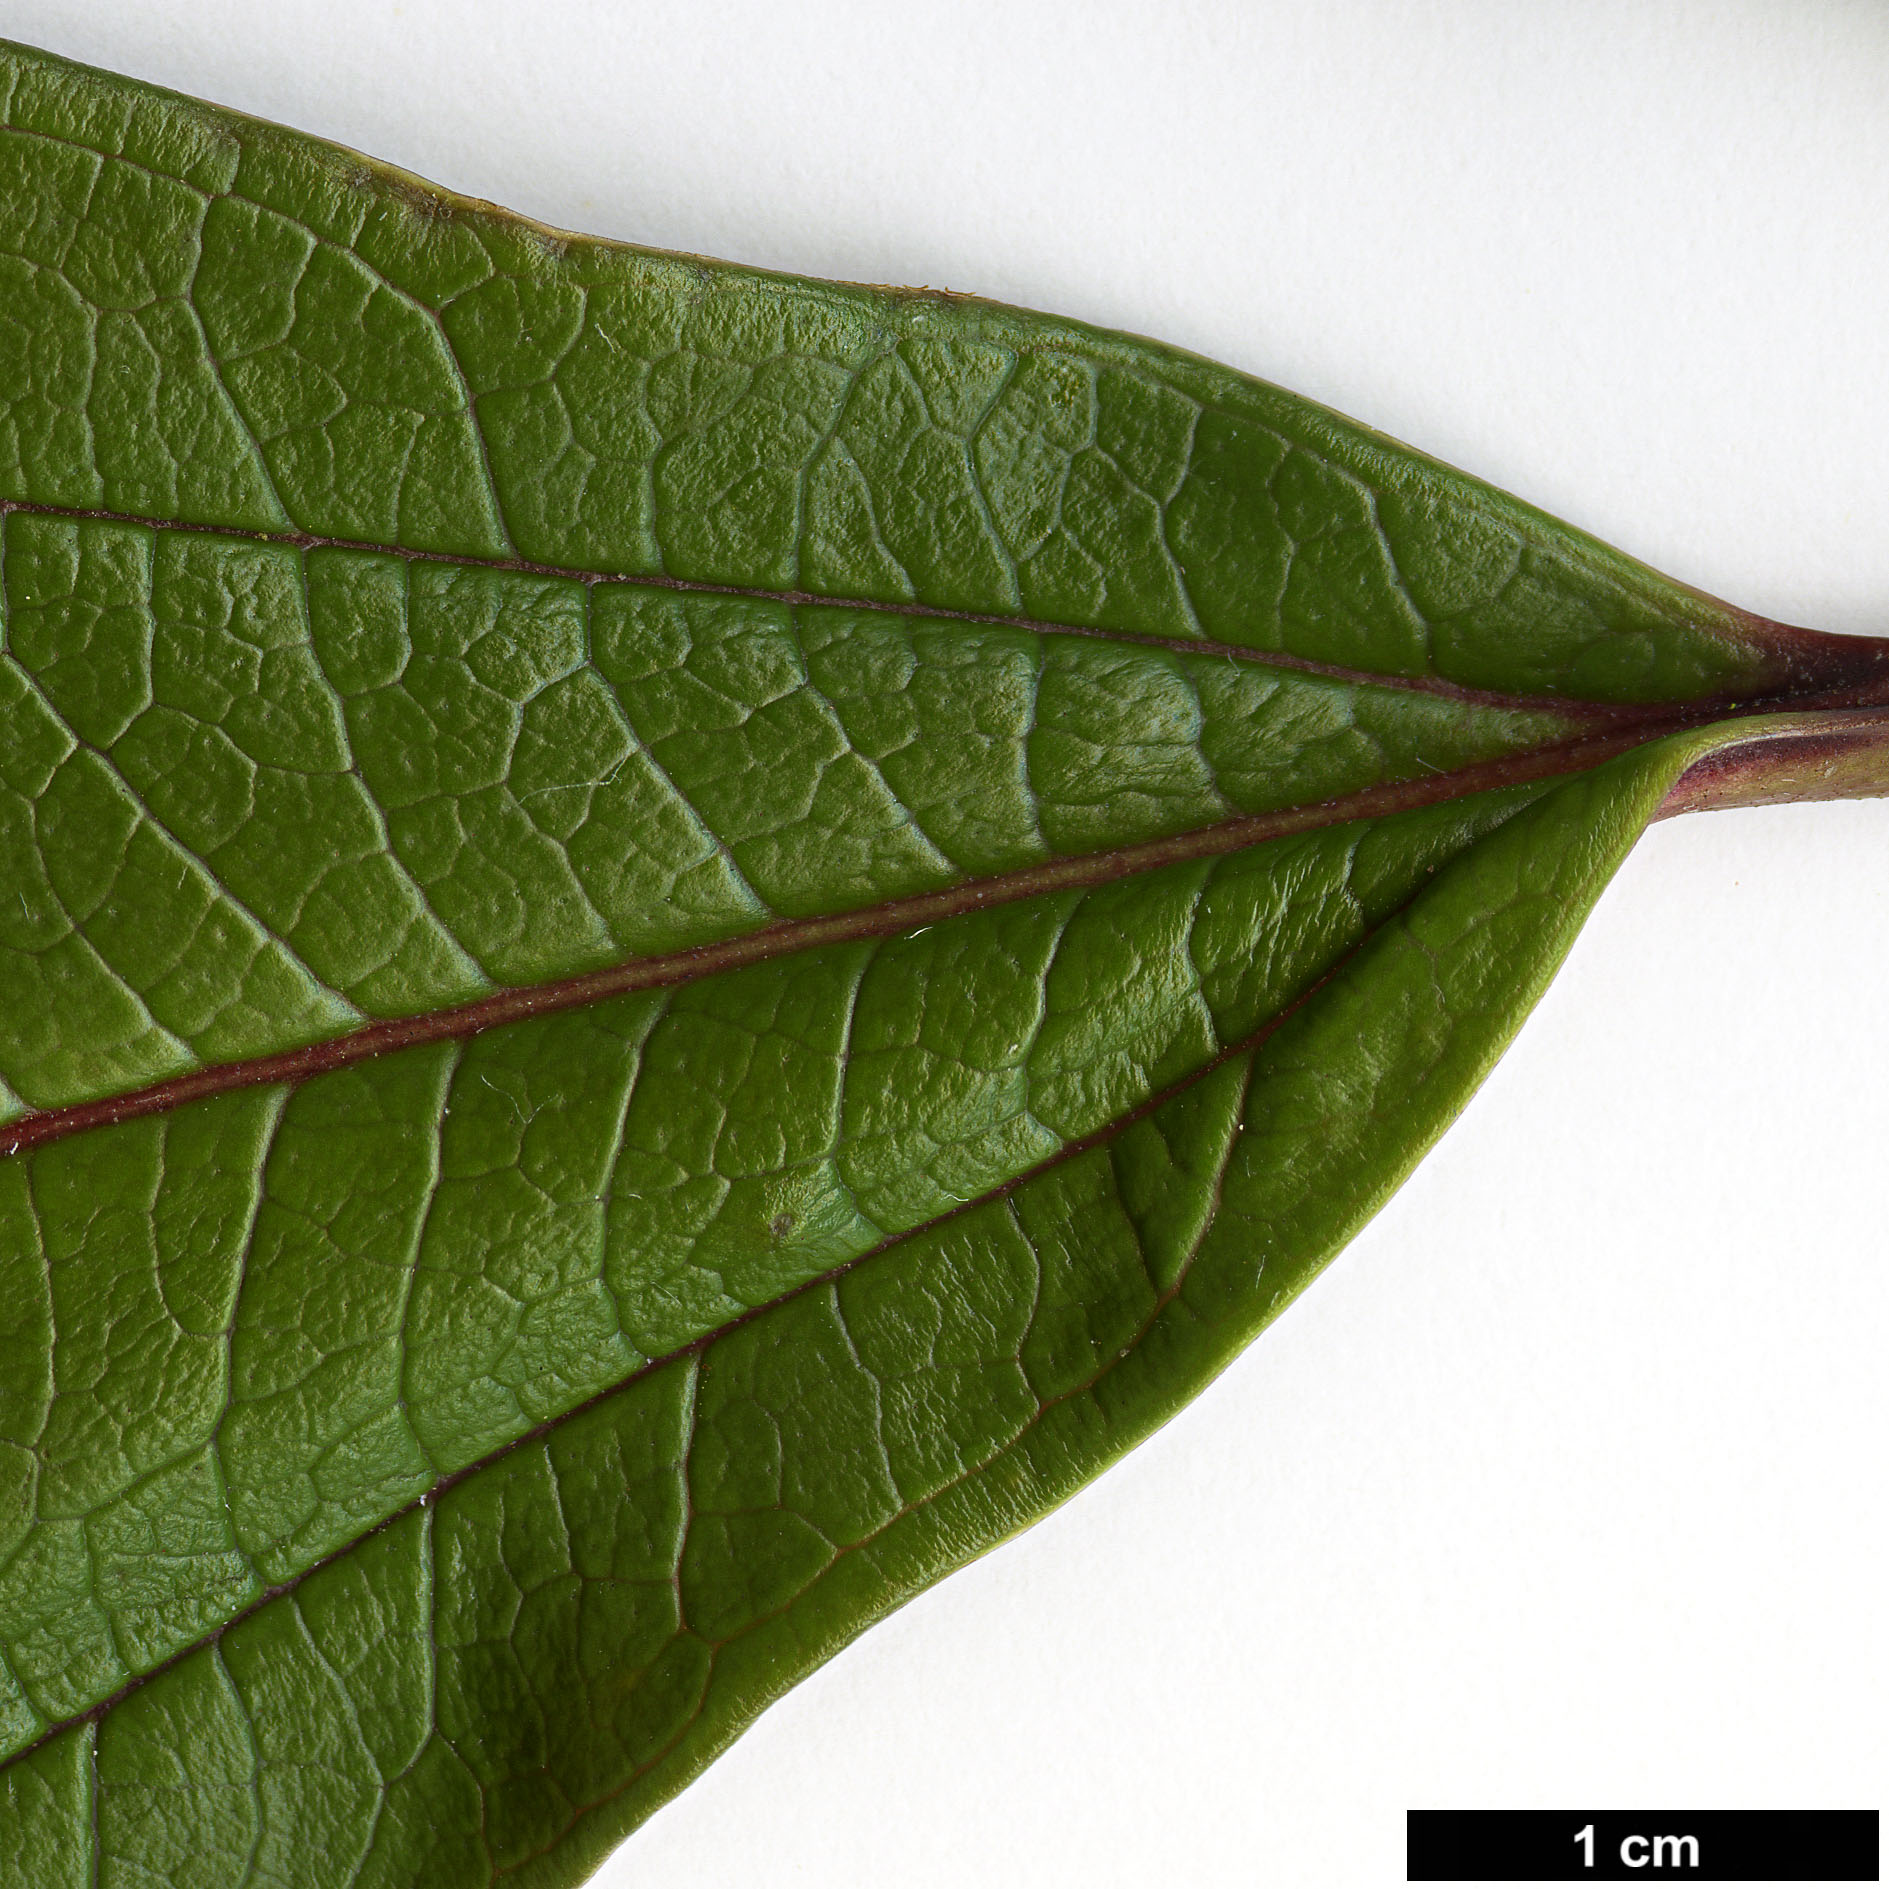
[[3, 492, 1870, 718], [0, 714, 1772, 1161], [4, 481, 1888, 1161]]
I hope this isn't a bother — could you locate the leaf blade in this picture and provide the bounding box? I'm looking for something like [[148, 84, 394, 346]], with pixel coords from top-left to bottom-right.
[[0, 732, 1718, 1886], [1, 34, 1885, 1888]]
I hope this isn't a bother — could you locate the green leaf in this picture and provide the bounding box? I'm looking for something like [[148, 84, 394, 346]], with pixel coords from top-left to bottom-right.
[[0, 35, 1883, 1888]]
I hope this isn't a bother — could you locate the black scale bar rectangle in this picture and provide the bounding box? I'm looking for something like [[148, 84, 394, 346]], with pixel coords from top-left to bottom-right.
[[1407, 1809, 1878, 1881]]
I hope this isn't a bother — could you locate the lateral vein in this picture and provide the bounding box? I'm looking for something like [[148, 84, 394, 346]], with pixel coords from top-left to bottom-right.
[[0, 897, 1363, 1775]]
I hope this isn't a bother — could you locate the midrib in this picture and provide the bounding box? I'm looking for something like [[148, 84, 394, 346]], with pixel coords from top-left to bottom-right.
[[7, 470, 1885, 1155], [0, 718, 1695, 1159], [0, 493, 1650, 717]]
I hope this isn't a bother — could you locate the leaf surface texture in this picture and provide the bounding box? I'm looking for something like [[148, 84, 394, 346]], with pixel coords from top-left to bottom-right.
[[0, 37, 1881, 1888]]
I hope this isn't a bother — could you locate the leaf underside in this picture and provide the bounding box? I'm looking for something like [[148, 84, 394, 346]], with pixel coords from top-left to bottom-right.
[[0, 37, 1883, 1889]]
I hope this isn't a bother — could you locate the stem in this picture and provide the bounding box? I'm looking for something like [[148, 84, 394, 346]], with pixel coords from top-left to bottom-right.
[[1659, 706, 1889, 818]]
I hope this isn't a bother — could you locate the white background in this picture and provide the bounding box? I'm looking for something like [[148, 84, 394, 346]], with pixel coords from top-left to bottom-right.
[[6, 4, 1885, 1884]]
